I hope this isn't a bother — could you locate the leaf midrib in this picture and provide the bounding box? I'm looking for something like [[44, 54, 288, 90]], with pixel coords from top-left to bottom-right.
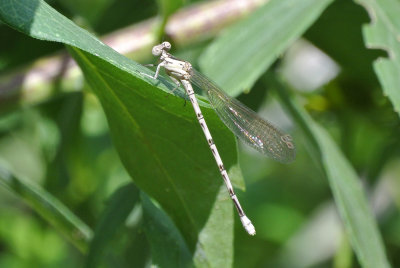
[[96, 67, 224, 180]]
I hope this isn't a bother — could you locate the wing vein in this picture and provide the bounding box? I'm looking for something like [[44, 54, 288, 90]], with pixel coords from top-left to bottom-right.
[[190, 69, 295, 163]]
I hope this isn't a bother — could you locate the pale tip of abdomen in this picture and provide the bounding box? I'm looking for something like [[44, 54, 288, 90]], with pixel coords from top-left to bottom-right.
[[240, 215, 256, 236]]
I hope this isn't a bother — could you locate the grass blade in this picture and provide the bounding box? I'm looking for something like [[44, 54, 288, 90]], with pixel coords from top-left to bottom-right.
[[0, 163, 92, 252], [274, 80, 391, 268], [199, 0, 333, 96]]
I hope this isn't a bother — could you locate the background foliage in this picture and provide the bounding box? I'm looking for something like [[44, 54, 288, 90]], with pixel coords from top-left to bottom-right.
[[0, 0, 399, 267]]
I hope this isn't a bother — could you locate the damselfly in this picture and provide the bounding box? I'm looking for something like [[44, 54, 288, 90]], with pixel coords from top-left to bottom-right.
[[145, 42, 296, 235]]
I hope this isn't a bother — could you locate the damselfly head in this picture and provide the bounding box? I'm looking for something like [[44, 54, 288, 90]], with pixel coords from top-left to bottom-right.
[[151, 45, 162, 56], [152, 42, 171, 56], [162, 41, 171, 50]]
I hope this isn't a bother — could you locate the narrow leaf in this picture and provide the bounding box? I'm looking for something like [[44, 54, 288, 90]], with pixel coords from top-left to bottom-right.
[[274, 81, 391, 268], [199, 0, 333, 96], [0, 163, 92, 252]]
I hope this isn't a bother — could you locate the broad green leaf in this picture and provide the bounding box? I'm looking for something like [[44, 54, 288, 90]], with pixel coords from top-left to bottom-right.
[[199, 0, 333, 97], [354, 0, 400, 116], [274, 81, 391, 268], [67, 46, 236, 266], [0, 162, 92, 253], [141, 192, 193, 268], [0, 0, 242, 265], [85, 183, 140, 268]]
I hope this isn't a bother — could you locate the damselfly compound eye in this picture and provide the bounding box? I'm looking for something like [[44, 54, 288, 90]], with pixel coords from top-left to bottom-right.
[[162, 41, 171, 50], [152, 46, 162, 56]]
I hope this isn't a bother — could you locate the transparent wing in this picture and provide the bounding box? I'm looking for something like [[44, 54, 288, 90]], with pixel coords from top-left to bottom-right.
[[191, 69, 296, 163]]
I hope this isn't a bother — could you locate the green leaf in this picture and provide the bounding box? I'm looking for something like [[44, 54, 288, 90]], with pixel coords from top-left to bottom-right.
[[0, 0, 242, 265], [0, 162, 92, 253], [274, 81, 391, 268], [199, 0, 333, 96], [354, 0, 400, 116], [85, 183, 140, 268], [67, 46, 237, 267]]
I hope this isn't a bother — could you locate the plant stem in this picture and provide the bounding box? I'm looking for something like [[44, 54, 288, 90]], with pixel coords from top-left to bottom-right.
[[0, 0, 267, 113]]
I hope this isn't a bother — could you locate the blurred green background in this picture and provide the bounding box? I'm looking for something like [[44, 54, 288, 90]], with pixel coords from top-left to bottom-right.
[[0, 0, 399, 267]]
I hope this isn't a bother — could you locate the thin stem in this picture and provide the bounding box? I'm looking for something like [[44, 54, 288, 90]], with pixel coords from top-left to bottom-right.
[[0, 0, 267, 113]]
